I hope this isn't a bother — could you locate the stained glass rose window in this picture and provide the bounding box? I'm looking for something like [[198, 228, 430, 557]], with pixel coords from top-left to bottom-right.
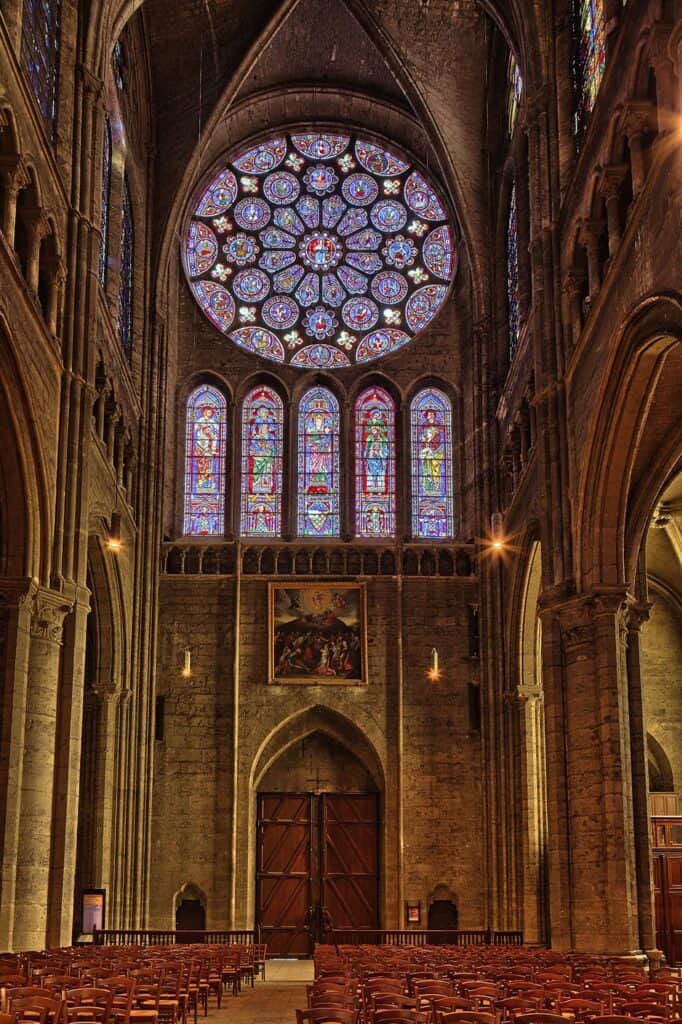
[[183, 131, 457, 369]]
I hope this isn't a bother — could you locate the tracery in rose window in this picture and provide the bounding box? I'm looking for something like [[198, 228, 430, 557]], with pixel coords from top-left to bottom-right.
[[183, 131, 457, 369]]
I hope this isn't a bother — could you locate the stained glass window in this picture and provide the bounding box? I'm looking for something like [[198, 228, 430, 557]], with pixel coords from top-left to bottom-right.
[[354, 386, 396, 538], [507, 182, 520, 358], [113, 40, 125, 90], [99, 117, 112, 287], [240, 385, 283, 537], [411, 388, 454, 540], [21, 0, 61, 139], [573, 0, 607, 137], [183, 385, 228, 536], [118, 177, 133, 360], [183, 130, 457, 369], [297, 387, 340, 537], [507, 54, 523, 136]]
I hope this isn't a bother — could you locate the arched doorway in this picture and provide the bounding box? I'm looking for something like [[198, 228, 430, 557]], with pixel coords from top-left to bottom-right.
[[256, 730, 380, 956]]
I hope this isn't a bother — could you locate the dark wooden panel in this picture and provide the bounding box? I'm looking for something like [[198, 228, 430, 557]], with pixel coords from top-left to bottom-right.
[[256, 793, 312, 956], [321, 793, 379, 930], [653, 849, 682, 966]]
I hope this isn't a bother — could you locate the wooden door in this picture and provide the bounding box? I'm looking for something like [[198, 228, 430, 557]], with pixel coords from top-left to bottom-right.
[[654, 851, 682, 966], [321, 793, 379, 931], [256, 793, 313, 956]]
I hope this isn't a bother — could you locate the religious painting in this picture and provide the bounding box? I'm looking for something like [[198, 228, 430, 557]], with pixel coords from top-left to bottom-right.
[[269, 583, 367, 685], [405, 901, 422, 925]]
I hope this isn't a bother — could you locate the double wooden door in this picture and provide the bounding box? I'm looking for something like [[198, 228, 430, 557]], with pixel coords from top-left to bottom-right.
[[256, 792, 379, 956]]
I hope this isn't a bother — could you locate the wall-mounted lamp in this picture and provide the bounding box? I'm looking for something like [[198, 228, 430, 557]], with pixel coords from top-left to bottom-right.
[[181, 647, 192, 679], [427, 646, 441, 681], [490, 511, 506, 551], [106, 511, 123, 553]]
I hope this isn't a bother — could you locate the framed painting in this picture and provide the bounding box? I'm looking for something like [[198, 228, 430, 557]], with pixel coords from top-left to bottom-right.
[[269, 582, 367, 685]]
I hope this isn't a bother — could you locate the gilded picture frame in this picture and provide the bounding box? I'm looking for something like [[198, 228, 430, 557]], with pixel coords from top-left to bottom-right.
[[268, 582, 367, 685]]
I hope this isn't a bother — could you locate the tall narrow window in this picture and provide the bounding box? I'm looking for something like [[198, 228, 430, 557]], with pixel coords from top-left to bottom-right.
[[183, 385, 228, 536], [99, 117, 112, 287], [354, 386, 396, 538], [240, 386, 283, 537], [507, 54, 523, 136], [119, 177, 133, 359], [507, 182, 520, 358], [297, 387, 340, 538], [573, 0, 607, 137], [411, 388, 454, 540], [21, 0, 61, 138]]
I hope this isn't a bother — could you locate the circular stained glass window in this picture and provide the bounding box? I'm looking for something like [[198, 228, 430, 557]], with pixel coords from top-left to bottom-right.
[[183, 130, 457, 368]]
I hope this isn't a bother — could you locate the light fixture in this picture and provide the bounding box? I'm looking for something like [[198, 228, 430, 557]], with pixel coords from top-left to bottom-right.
[[427, 646, 441, 681], [181, 647, 192, 678], [106, 511, 123, 553], [490, 511, 506, 551]]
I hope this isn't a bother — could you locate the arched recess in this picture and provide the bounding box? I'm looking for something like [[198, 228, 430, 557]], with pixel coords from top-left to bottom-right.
[[575, 296, 682, 591], [514, 539, 548, 944], [173, 882, 207, 931], [647, 734, 674, 795], [239, 705, 387, 930], [73, 533, 126, 931]]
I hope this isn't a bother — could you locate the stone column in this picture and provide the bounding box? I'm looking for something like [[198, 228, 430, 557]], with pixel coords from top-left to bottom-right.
[[623, 103, 656, 199], [578, 220, 604, 301], [0, 158, 28, 250], [515, 685, 548, 945], [598, 165, 627, 256], [12, 588, 73, 951], [0, 579, 35, 950], [23, 209, 46, 294], [547, 590, 641, 954], [564, 270, 585, 350]]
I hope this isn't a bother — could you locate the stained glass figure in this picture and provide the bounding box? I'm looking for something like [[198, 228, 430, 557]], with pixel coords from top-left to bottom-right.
[[183, 385, 228, 536], [118, 177, 133, 360], [21, 0, 61, 138], [507, 183, 520, 358], [355, 387, 396, 538], [297, 387, 340, 537], [113, 40, 125, 90], [411, 388, 454, 539], [573, 0, 607, 137], [99, 117, 112, 286], [507, 54, 523, 136], [240, 385, 283, 537], [183, 130, 457, 368]]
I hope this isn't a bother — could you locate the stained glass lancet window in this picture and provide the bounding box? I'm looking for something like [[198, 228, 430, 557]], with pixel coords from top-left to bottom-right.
[[119, 177, 133, 359], [240, 386, 283, 537], [183, 385, 228, 536], [573, 0, 607, 137], [507, 54, 523, 137], [507, 182, 520, 358], [99, 117, 112, 286], [411, 388, 454, 540], [297, 387, 340, 537], [355, 386, 396, 538], [21, 0, 61, 138]]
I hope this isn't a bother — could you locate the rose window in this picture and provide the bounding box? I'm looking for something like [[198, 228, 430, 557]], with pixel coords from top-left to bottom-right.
[[183, 131, 457, 368]]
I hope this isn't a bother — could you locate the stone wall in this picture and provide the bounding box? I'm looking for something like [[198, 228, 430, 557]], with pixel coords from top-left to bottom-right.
[[641, 590, 682, 792]]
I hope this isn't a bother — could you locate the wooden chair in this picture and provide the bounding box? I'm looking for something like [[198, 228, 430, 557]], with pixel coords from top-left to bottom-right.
[[619, 1003, 671, 1021], [414, 983, 453, 1000], [10, 996, 64, 1024], [0, 1011, 14, 1024], [374, 1011, 429, 1024], [591, 1017, 642, 1024], [515, 1014, 574, 1024], [64, 987, 113, 1024], [438, 1012, 500, 1024], [296, 1009, 358, 1024], [556, 1000, 603, 1023], [252, 945, 267, 982]]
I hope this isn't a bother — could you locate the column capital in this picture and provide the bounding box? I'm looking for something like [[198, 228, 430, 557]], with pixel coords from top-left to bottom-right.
[[29, 588, 74, 644], [0, 154, 30, 191], [622, 100, 657, 138], [597, 163, 628, 200], [0, 577, 38, 610]]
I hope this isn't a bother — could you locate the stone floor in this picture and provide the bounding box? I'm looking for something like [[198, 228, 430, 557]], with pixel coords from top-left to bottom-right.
[[214, 960, 314, 1024]]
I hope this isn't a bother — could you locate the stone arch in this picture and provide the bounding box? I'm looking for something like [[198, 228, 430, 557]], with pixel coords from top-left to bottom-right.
[[647, 733, 674, 794], [251, 705, 385, 793], [86, 532, 127, 694], [575, 295, 682, 590], [0, 319, 50, 581]]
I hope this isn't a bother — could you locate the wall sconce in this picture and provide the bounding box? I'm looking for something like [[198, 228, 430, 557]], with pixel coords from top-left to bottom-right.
[[106, 511, 123, 553], [427, 646, 441, 681], [490, 511, 506, 551], [181, 647, 192, 679]]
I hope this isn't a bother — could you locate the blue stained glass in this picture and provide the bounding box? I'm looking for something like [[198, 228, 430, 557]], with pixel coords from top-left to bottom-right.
[[411, 388, 454, 539], [183, 385, 228, 536], [21, 0, 61, 139], [573, 0, 607, 137], [240, 386, 283, 537], [355, 387, 396, 538], [99, 117, 112, 286], [507, 183, 520, 358], [297, 387, 340, 537], [118, 177, 134, 360], [507, 55, 523, 136]]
